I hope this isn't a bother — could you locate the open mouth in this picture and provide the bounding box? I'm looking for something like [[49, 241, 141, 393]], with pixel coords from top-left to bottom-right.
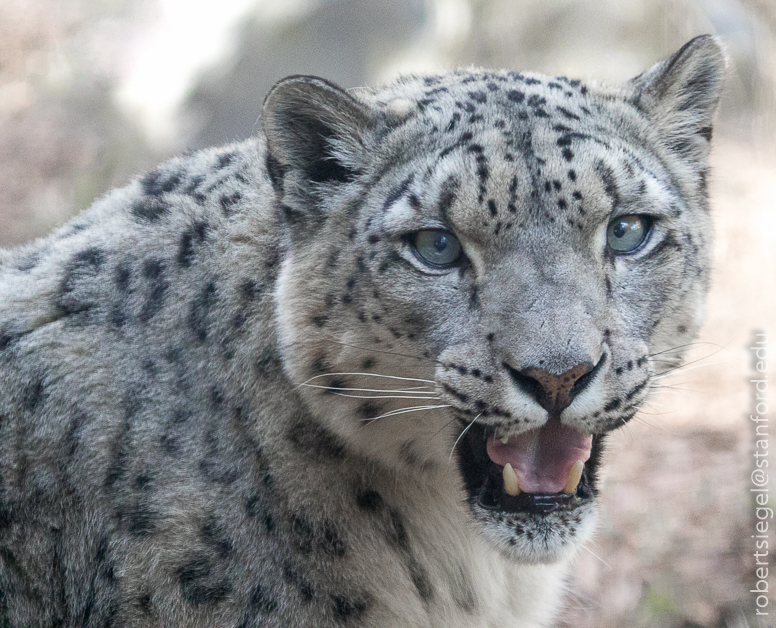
[[455, 418, 605, 516]]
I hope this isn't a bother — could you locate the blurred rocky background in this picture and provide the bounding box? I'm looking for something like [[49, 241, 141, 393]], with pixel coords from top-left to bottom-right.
[[0, 0, 774, 626]]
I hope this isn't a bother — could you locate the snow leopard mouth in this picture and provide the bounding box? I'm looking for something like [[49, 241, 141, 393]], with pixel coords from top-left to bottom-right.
[[455, 419, 604, 516]]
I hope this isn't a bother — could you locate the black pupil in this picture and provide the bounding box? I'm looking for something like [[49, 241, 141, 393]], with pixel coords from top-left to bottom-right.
[[612, 222, 627, 238], [433, 235, 448, 252]]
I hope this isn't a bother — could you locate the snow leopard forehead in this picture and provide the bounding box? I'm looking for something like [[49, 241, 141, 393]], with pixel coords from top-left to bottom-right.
[[343, 69, 690, 267]]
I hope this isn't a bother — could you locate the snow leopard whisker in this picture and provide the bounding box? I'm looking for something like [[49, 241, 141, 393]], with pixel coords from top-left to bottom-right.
[[652, 345, 729, 376], [300, 384, 436, 394], [422, 415, 461, 447], [362, 404, 452, 424], [297, 372, 436, 388], [450, 413, 482, 460], [579, 544, 613, 570], [652, 357, 732, 380], [333, 393, 440, 400], [647, 341, 726, 358], [632, 413, 682, 434]]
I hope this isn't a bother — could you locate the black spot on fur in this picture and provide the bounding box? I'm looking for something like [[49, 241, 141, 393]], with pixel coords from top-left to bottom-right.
[[469, 285, 479, 309], [141, 169, 181, 196], [436, 176, 459, 223], [282, 561, 315, 601], [189, 281, 217, 342], [332, 594, 371, 621], [527, 94, 546, 107], [137, 592, 152, 614], [506, 90, 525, 103], [239, 278, 260, 303], [56, 247, 105, 316], [118, 503, 158, 537], [114, 262, 131, 292], [246, 494, 275, 534], [132, 197, 170, 222], [24, 377, 45, 411], [177, 221, 209, 268], [381, 175, 415, 213], [557, 106, 580, 121], [250, 584, 279, 614], [220, 192, 242, 216], [288, 418, 346, 461], [359, 402, 380, 420], [177, 555, 232, 605], [356, 489, 383, 512], [596, 161, 620, 208], [409, 560, 434, 603], [139, 259, 168, 322], [321, 521, 347, 557], [387, 509, 410, 551], [450, 564, 477, 612], [201, 517, 233, 558], [14, 252, 38, 272], [217, 152, 236, 168], [625, 379, 648, 401]]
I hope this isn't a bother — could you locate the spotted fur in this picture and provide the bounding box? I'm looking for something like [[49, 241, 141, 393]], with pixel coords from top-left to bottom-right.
[[0, 36, 724, 627]]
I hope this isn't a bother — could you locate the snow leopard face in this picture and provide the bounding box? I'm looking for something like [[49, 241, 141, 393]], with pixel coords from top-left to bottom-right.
[[267, 36, 724, 564]]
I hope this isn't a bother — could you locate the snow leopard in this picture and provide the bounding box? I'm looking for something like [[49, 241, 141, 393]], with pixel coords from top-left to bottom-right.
[[0, 35, 724, 627]]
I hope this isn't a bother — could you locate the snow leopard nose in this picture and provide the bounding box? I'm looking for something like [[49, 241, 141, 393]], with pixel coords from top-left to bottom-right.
[[505, 358, 602, 415]]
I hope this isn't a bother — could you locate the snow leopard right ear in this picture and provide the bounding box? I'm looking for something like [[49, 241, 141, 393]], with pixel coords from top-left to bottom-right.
[[629, 35, 726, 166], [262, 76, 373, 198]]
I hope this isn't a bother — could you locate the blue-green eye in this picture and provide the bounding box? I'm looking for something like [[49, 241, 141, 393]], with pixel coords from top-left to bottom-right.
[[606, 215, 651, 253], [413, 230, 462, 267]]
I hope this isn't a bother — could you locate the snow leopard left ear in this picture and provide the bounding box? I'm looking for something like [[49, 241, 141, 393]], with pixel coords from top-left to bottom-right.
[[262, 75, 373, 197], [629, 35, 726, 164]]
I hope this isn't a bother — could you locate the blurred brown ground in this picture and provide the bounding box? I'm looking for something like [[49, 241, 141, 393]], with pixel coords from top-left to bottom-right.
[[0, 1, 774, 626]]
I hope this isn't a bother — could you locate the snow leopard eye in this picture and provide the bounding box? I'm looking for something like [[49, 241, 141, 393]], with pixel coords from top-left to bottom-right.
[[412, 230, 462, 267], [606, 215, 651, 253]]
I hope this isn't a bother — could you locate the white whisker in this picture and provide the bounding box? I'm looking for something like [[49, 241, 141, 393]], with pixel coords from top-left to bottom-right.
[[652, 357, 732, 380], [296, 372, 436, 388], [333, 393, 440, 400], [450, 413, 481, 460], [300, 384, 435, 394], [362, 404, 451, 423], [580, 544, 612, 570]]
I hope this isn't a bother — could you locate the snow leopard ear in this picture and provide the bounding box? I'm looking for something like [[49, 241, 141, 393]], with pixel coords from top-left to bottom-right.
[[262, 75, 373, 197], [629, 35, 726, 164]]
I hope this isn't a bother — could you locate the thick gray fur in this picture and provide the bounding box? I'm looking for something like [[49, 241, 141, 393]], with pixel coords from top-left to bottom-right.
[[0, 36, 724, 627]]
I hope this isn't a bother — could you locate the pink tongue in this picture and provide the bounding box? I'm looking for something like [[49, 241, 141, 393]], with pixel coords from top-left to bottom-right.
[[486, 421, 592, 494]]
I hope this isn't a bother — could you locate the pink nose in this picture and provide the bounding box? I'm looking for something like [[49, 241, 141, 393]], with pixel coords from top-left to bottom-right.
[[507, 361, 596, 415]]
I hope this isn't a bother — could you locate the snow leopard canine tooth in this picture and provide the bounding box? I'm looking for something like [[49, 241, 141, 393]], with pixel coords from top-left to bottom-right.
[[503, 463, 521, 496], [563, 461, 585, 494]]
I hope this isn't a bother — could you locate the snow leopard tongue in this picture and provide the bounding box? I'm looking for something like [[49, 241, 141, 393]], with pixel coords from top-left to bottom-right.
[[485, 421, 592, 494]]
